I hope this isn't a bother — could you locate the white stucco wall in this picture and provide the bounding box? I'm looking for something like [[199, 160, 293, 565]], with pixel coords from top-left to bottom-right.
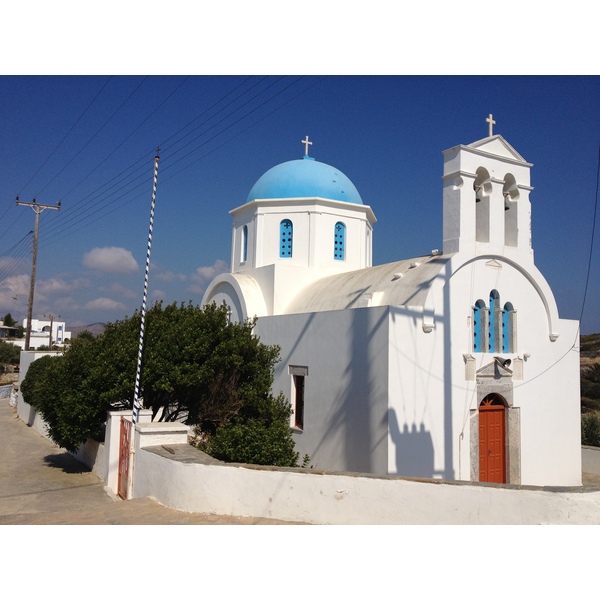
[[387, 304, 450, 479], [582, 446, 600, 475], [133, 442, 600, 525], [230, 198, 374, 274], [254, 306, 390, 475], [433, 254, 581, 486], [16, 350, 56, 433]]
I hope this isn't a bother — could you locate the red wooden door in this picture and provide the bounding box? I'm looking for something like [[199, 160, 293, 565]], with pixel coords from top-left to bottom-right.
[[479, 396, 506, 483], [118, 417, 132, 499]]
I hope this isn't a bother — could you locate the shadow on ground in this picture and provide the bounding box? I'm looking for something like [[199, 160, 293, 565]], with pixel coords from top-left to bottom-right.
[[43, 453, 91, 474]]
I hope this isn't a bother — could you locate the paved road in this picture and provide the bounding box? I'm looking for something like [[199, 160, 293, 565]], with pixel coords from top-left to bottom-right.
[[0, 399, 296, 525]]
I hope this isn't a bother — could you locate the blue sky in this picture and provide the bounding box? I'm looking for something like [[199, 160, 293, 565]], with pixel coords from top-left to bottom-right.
[[0, 4, 598, 338], [1, 74, 598, 333]]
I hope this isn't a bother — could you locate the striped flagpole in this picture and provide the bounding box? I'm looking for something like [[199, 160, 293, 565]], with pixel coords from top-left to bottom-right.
[[128, 149, 160, 499]]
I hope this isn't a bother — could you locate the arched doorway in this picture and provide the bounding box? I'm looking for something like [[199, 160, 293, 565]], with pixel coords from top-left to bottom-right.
[[479, 393, 506, 483]]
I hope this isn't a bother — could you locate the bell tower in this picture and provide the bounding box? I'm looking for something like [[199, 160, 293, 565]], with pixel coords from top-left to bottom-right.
[[441, 116, 534, 262]]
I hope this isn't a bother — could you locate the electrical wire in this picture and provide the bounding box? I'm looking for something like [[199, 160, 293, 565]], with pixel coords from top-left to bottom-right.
[[35, 77, 267, 240], [32, 77, 148, 198], [39, 77, 321, 245], [18, 76, 113, 197], [0, 231, 33, 284], [577, 144, 600, 328], [57, 76, 190, 205]]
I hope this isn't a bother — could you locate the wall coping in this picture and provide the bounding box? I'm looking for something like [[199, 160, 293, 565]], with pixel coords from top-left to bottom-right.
[[141, 443, 600, 494]]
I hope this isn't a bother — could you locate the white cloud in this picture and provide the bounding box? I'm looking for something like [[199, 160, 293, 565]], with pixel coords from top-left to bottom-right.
[[193, 259, 229, 283], [155, 269, 187, 283], [38, 276, 90, 295], [0, 274, 30, 313], [83, 297, 126, 311], [106, 282, 138, 299], [83, 247, 139, 274], [188, 259, 229, 296]]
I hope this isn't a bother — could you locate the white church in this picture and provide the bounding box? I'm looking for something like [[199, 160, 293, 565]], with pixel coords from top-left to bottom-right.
[[202, 123, 582, 487]]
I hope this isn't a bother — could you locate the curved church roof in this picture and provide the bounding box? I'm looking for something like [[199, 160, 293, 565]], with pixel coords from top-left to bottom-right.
[[285, 255, 449, 314], [246, 155, 363, 205]]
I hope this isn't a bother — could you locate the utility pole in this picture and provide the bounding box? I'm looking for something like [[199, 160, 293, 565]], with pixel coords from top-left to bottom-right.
[[16, 197, 61, 350], [44, 313, 59, 349]]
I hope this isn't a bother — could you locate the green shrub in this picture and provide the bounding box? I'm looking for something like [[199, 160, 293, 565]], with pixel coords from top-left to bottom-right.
[[582, 412, 600, 447], [206, 393, 300, 467], [0, 339, 20, 366], [19, 302, 302, 467], [208, 418, 299, 467], [21, 335, 106, 453]]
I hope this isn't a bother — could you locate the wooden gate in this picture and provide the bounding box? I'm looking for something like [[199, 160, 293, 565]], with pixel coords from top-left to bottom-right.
[[479, 394, 506, 483], [118, 416, 132, 499]]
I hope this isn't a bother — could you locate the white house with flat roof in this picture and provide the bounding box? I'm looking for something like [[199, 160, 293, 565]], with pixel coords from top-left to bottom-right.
[[202, 126, 581, 487], [15, 318, 71, 350]]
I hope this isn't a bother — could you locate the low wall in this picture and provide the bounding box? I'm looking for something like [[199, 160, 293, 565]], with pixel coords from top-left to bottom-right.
[[17, 393, 109, 479], [582, 445, 600, 476], [132, 423, 600, 525], [72, 438, 107, 481], [16, 350, 55, 436]]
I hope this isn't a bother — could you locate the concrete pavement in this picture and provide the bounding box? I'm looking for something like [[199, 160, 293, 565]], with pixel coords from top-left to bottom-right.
[[0, 399, 298, 525]]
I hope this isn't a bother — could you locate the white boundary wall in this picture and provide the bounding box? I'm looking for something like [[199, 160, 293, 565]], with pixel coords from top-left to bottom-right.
[[582, 445, 600, 476], [132, 423, 600, 525]]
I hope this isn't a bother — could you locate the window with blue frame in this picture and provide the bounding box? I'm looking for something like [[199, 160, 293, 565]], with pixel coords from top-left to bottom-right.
[[502, 302, 515, 352], [242, 225, 248, 263], [473, 299, 486, 352], [334, 222, 346, 260], [488, 290, 500, 352], [280, 219, 293, 258], [473, 292, 516, 354]]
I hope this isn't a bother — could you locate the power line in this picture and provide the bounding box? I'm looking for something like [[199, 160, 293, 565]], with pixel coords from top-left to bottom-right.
[[33, 77, 148, 198], [57, 76, 190, 205], [578, 144, 600, 327], [7, 76, 325, 254], [0, 231, 32, 283], [40, 77, 316, 244], [18, 76, 113, 196]]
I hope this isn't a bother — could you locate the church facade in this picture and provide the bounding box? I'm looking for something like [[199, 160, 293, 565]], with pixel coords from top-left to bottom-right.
[[202, 129, 582, 486]]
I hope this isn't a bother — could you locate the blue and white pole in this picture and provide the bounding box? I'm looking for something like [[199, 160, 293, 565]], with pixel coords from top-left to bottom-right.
[[128, 149, 160, 499]]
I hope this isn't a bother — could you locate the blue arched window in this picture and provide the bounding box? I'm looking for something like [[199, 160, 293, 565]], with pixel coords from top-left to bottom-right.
[[242, 225, 248, 263], [334, 222, 346, 260], [280, 219, 293, 258], [502, 302, 515, 353], [473, 299, 486, 352], [488, 290, 500, 352], [474, 292, 516, 354]]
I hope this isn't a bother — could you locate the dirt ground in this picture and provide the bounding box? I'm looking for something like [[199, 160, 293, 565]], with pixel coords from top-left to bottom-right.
[[0, 372, 18, 386], [581, 356, 600, 366]]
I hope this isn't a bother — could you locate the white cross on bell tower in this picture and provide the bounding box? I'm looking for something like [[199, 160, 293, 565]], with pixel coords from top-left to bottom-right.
[[486, 114, 496, 137]]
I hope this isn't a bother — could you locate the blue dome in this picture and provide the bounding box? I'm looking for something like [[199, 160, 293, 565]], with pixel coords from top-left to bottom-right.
[[246, 156, 363, 204]]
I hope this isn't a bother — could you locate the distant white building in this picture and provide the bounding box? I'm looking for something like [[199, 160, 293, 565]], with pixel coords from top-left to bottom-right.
[[15, 318, 71, 350], [202, 129, 582, 487]]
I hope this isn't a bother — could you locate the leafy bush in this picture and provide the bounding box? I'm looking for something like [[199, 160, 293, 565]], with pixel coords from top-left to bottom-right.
[[581, 412, 600, 447], [206, 393, 299, 467], [208, 419, 299, 467], [0, 339, 20, 367], [21, 334, 106, 453], [20, 302, 302, 467]]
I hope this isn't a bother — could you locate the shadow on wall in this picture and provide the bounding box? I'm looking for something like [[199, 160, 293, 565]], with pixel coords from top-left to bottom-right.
[[388, 408, 435, 477]]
